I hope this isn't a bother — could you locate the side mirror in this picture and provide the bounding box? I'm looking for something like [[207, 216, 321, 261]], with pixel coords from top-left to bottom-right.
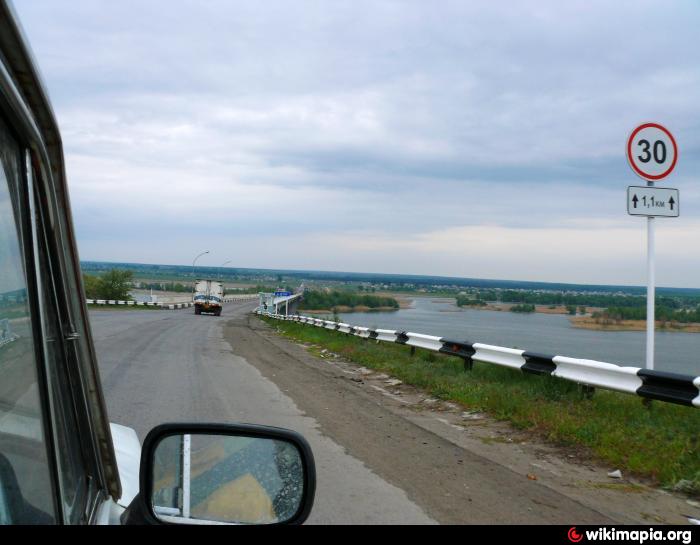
[[123, 424, 315, 525]]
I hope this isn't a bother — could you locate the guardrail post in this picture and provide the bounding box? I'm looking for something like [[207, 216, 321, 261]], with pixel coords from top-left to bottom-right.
[[410, 346, 416, 357], [462, 357, 474, 372], [580, 385, 595, 400]]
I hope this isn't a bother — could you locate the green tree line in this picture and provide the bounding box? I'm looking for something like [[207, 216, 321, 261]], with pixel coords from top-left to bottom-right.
[[83, 269, 133, 301], [593, 305, 700, 324], [468, 289, 700, 309], [299, 290, 399, 311], [455, 296, 487, 307], [139, 281, 190, 293]]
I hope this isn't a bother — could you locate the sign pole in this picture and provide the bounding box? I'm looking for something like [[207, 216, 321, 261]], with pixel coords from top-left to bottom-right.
[[627, 122, 678, 372], [646, 187, 655, 371]]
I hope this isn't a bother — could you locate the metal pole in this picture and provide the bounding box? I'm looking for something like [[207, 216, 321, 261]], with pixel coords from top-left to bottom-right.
[[646, 182, 655, 371], [220, 260, 232, 281], [181, 434, 191, 519], [192, 250, 210, 294]]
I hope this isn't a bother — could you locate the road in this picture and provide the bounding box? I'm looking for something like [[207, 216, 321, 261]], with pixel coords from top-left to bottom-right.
[[90, 303, 696, 525]]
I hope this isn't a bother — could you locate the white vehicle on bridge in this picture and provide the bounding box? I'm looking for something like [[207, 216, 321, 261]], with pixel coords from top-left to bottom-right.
[[193, 280, 224, 316], [0, 2, 315, 525]]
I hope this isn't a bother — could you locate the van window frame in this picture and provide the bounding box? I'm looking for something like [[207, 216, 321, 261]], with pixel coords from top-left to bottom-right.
[[0, 49, 108, 523]]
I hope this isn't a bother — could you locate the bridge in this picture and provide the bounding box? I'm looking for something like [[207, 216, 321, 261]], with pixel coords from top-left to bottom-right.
[[258, 290, 304, 316]]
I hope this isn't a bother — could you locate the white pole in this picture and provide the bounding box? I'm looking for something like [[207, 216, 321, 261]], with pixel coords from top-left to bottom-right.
[[182, 434, 191, 519], [646, 182, 655, 371]]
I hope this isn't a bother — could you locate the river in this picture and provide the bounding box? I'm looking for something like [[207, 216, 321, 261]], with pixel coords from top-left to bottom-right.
[[335, 298, 700, 376]]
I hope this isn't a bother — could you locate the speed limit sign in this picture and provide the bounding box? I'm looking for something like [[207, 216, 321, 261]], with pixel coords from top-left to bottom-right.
[[626, 122, 679, 374], [627, 123, 678, 181]]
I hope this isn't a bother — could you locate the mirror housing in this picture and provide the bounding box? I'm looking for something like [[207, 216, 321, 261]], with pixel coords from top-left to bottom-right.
[[122, 423, 316, 525]]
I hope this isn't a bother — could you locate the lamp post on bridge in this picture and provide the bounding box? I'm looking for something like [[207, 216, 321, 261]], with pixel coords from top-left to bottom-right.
[[192, 250, 210, 294], [219, 260, 232, 281]]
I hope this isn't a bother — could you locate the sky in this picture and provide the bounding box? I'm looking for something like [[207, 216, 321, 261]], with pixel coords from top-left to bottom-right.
[[13, 1, 700, 287]]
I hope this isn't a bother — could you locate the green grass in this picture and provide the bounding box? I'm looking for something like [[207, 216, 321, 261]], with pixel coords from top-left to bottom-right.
[[262, 317, 700, 495], [0, 307, 29, 320]]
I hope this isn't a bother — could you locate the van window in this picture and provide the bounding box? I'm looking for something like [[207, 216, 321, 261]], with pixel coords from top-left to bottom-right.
[[0, 120, 55, 524], [31, 162, 89, 524]]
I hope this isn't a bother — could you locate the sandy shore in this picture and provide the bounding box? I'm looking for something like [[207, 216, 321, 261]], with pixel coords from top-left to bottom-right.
[[570, 316, 700, 333], [452, 301, 601, 315]]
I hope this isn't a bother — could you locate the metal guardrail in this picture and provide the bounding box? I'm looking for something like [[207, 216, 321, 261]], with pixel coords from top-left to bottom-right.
[[86, 299, 191, 310], [261, 312, 700, 409], [86, 295, 258, 310], [0, 318, 18, 348]]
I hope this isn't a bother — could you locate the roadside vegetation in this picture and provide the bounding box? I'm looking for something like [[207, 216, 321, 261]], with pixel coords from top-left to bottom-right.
[[83, 269, 133, 301], [299, 290, 400, 312], [262, 316, 700, 495]]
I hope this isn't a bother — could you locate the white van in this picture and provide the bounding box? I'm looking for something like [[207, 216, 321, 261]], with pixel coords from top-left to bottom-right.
[[193, 280, 224, 316]]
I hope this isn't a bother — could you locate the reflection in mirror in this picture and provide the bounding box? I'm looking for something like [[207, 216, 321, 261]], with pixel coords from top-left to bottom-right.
[[151, 434, 305, 525]]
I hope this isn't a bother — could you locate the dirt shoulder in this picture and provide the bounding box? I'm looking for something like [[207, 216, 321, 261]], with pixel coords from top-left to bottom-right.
[[223, 314, 699, 525]]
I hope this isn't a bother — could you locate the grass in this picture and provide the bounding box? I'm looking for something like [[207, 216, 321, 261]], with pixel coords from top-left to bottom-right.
[[0, 308, 29, 320], [261, 317, 700, 496]]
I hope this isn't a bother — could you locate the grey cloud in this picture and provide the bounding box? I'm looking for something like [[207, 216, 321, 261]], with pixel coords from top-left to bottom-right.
[[13, 0, 700, 283]]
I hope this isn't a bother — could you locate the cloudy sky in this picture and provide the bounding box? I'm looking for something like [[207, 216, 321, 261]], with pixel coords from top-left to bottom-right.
[[14, 1, 700, 286]]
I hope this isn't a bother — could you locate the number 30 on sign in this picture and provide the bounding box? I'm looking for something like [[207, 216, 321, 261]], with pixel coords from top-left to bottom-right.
[[627, 123, 678, 181]]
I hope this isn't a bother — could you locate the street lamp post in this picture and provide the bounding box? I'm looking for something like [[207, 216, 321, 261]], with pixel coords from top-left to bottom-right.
[[192, 251, 210, 293], [220, 260, 232, 280]]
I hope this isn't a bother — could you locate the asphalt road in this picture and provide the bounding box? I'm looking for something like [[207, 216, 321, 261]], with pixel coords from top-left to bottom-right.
[[90, 303, 696, 525], [91, 303, 435, 524]]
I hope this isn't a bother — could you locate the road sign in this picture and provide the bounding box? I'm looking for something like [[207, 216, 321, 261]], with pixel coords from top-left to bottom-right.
[[627, 186, 679, 217], [626, 123, 679, 373], [627, 123, 678, 181]]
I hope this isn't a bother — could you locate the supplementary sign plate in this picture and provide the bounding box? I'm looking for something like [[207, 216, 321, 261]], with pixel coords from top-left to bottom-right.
[[627, 186, 679, 217]]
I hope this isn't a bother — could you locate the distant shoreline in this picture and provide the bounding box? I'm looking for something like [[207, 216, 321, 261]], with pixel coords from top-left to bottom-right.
[[304, 306, 400, 314], [570, 316, 700, 333], [453, 301, 596, 316], [302, 295, 413, 314]]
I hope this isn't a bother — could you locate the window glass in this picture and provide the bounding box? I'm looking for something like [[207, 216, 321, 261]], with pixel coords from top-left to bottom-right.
[[0, 121, 55, 524], [32, 165, 88, 523]]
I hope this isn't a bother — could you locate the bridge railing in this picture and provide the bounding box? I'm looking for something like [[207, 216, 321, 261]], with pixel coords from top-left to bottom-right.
[[0, 318, 18, 348], [85, 294, 258, 310], [259, 311, 700, 409]]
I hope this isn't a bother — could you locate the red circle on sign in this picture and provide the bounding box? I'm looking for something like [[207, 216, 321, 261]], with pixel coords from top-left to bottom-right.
[[627, 122, 678, 181]]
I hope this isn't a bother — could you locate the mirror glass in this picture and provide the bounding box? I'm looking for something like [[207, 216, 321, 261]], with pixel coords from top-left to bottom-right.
[[150, 433, 305, 525]]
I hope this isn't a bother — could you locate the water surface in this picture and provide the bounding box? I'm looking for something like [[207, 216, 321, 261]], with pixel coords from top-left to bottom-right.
[[336, 298, 699, 376]]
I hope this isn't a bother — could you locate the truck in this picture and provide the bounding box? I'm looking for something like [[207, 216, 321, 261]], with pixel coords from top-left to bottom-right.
[[193, 280, 224, 316], [0, 3, 315, 525]]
